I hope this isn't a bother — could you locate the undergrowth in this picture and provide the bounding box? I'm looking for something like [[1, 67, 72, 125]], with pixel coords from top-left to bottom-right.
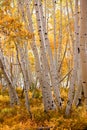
[[0, 86, 87, 130]]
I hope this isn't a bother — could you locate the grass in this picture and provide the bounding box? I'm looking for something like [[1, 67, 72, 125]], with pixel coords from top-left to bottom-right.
[[0, 86, 87, 130]]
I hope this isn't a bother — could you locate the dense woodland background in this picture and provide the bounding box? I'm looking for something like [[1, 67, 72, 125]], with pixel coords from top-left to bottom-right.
[[0, 0, 87, 129]]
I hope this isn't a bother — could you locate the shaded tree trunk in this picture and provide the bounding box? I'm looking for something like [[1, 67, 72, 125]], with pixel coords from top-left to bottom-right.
[[79, 0, 87, 110]]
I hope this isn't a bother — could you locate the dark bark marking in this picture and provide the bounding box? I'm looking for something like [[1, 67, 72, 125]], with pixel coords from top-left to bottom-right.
[[78, 48, 80, 53]]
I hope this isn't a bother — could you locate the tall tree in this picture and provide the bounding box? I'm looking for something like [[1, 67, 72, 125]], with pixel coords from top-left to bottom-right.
[[79, 0, 87, 110]]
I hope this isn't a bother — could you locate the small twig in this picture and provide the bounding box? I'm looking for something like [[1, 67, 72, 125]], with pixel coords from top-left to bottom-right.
[[58, 41, 68, 72], [59, 68, 73, 83]]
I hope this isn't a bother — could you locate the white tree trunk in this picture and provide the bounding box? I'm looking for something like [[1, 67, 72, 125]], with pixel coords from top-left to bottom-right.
[[65, 0, 79, 115], [73, 0, 82, 107], [0, 49, 19, 105], [79, 0, 87, 110], [15, 43, 32, 115], [24, 0, 56, 111], [34, 0, 62, 108]]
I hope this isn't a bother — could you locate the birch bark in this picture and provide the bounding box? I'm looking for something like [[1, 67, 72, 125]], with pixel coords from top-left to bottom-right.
[[15, 43, 31, 115], [65, 0, 79, 115], [0, 49, 19, 105], [79, 0, 87, 110], [73, 0, 82, 107], [24, 0, 56, 111], [34, 0, 62, 108]]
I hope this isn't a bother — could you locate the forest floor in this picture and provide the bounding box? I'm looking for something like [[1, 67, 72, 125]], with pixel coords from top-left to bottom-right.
[[0, 86, 87, 130]]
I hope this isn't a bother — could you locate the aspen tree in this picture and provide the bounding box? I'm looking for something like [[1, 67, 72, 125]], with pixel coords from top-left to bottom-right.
[[57, 0, 62, 69], [34, 0, 62, 108], [52, 0, 57, 68], [39, 0, 62, 107], [18, 0, 33, 88], [65, 0, 79, 115], [14, 1, 32, 115], [79, 0, 87, 110], [57, 0, 62, 88], [73, 0, 82, 107], [24, 0, 56, 111], [15, 43, 32, 116], [66, 0, 74, 48], [0, 49, 19, 105], [33, 0, 56, 111]]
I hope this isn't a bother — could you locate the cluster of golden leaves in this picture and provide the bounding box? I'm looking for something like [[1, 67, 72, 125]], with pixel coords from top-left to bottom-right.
[[0, 0, 33, 46]]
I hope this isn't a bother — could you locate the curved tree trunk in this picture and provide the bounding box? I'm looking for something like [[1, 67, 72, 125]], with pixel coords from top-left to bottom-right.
[[0, 49, 19, 105]]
